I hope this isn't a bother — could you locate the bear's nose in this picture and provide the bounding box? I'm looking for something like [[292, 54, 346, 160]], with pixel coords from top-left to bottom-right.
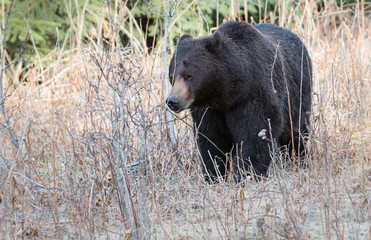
[[166, 97, 179, 112]]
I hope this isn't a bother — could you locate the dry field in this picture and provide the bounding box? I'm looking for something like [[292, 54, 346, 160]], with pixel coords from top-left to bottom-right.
[[0, 0, 370, 239]]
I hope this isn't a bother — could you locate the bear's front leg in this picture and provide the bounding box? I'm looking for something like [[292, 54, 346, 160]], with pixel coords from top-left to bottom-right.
[[226, 100, 282, 182], [192, 108, 234, 183]]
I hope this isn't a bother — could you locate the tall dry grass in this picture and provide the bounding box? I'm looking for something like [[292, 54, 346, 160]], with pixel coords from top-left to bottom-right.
[[0, 0, 370, 239]]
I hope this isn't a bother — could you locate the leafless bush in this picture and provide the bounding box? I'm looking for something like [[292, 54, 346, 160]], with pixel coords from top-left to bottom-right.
[[0, 1, 45, 234]]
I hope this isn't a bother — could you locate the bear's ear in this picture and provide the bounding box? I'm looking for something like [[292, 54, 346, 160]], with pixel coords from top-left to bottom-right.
[[179, 34, 193, 44], [204, 31, 222, 53]]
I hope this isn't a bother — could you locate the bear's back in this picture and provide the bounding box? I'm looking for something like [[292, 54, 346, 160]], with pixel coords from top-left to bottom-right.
[[254, 23, 311, 63]]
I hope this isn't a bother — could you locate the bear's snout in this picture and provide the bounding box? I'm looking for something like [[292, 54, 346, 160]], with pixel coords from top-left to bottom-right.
[[166, 77, 194, 112], [166, 96, 180, 112]]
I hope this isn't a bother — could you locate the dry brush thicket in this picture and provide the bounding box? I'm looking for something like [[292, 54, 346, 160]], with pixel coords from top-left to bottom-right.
[[0, 0, 370, 239]]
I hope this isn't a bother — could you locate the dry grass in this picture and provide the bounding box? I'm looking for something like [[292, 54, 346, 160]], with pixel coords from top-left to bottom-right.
[[0, 0, 370, 239]]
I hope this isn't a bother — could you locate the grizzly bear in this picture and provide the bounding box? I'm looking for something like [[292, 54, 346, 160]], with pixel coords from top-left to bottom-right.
[[166, 21, 312, 182]]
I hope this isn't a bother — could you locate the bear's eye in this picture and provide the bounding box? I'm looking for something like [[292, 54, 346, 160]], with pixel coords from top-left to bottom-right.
[[185, 75, 193, 82]]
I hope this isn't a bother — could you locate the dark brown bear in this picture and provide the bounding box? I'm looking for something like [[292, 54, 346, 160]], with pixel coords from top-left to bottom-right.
[[166, 21, 312, 182]]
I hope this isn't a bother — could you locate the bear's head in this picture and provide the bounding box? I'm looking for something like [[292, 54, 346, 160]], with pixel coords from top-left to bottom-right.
[[166, 32, 223, 113]]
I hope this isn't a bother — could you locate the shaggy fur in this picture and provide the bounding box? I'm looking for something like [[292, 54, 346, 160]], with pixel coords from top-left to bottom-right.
[[167, 21, 312, 182]]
